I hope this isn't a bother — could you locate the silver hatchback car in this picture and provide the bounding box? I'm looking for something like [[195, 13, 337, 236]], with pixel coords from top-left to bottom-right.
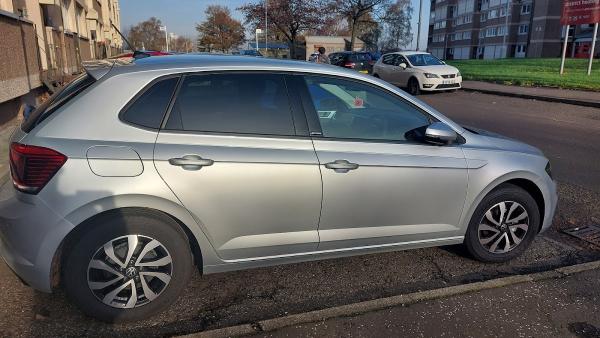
[[0, 55, 556, 322]]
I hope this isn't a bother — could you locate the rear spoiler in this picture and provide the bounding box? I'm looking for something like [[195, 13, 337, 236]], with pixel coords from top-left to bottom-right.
[[82, 58, 133, 80]]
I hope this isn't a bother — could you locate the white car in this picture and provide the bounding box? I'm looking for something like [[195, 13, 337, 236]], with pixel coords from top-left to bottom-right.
[[373, 51, 462, 95]]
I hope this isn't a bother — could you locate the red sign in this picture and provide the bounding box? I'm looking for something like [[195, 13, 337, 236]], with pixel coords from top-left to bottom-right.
[[561, 0, 600, 25]]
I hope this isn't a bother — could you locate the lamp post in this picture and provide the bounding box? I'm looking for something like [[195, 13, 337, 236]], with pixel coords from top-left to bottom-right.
[[255, 28, 262, 51], [264, 0, 268, 56], [416, 0, 423, 51], [159, 25, 168, 51]]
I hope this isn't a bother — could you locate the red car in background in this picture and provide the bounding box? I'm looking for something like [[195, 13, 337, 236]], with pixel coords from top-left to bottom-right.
[[112, 50, 173, 60]]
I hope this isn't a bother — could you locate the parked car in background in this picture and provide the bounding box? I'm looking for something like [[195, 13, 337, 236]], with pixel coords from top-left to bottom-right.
[[329, 51, 374, 74], [373, 51, 462, 95], [238, 49, 263, 57], [112, 50, 172, 60], [1, 55, 556, 322]]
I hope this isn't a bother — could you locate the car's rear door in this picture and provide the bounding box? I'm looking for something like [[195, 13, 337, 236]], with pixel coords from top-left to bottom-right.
[[298, 74, 468, 250], [154, 72, 322, 261]]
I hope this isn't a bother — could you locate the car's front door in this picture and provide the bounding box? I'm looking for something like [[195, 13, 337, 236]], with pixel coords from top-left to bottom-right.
[[392, 55, 412, 87], [154, 72, 322, 261], [300, 75, 468, 250]]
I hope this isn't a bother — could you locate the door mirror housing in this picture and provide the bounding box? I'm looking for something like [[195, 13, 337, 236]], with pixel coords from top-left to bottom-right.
[[425, 122, 458, 145], [398, 62, 407, 69]]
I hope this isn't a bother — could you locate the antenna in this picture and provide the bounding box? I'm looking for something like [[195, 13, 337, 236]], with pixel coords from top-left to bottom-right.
[[111, 21, 134, 51]]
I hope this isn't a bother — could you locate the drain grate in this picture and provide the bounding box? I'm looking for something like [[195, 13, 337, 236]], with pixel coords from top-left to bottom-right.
[[563, 225, 600, 247]]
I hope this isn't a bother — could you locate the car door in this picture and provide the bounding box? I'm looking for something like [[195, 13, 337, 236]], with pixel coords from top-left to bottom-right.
[[378, 54, 397, 84], [154, 72, 322, 261], [392, 55, 412, 87], [299, 74, 468, 250]]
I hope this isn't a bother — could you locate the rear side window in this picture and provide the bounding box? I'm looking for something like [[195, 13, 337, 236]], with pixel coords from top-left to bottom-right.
[[22, 74, 95, 132], [121, 77, 179, 129], [165, 73, 295, 136]]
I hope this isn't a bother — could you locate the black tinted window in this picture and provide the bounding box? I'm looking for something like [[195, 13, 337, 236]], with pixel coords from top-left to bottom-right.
[[121, 77, 179, 129], [166, 73, 295, 136], [382, 54, 396, 65], [305, 76, 430, 142]]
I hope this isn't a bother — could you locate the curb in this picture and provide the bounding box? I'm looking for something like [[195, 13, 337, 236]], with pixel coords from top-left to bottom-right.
[[179, 259, 600, 338], [461, 87, 600, 109]]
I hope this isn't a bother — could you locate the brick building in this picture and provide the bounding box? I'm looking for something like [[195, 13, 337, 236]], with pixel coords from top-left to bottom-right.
[[427, 0, 597, 60]]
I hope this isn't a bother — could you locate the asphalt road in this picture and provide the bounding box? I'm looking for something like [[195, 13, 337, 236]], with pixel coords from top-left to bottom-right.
[[256, 266, 600, 338], [0, 92, 599, 337]]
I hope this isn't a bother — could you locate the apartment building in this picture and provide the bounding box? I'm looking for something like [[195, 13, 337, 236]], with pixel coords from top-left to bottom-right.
[[427, 0, 565, 60], [0, 0, 121, 122]]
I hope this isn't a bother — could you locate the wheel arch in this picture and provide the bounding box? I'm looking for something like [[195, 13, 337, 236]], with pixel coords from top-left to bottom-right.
[[50, 196, 218, 290], [461, 171, 548, 235]]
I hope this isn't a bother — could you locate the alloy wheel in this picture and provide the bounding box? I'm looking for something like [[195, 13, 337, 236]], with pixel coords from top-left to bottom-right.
[[477, 201, 530, 254], [87, 235, 173, 308]]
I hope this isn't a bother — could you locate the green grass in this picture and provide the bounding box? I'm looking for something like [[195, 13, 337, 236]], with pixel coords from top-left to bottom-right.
[[447, 58, 600, 91]]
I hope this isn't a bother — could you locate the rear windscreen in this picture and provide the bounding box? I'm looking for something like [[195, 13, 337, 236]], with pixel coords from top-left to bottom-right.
[[21, 74, 96, 132]]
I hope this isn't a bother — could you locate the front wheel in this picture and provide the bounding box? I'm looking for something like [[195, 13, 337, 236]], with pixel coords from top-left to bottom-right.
[[407, 78, 421, 96], [464, 184, 540, 263], [62, 209, 193, 322]]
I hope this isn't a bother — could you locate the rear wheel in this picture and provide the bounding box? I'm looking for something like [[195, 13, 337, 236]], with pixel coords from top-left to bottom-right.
[[63, 209, 193, 322], [464, 184, 540, 263], [407, 77, 421, 96], [373, 73, 380, 78]]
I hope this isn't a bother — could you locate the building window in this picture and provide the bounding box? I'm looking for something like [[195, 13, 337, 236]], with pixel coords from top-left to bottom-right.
[[497, 25, 507, 36], [521, 4, 531, 15], [499, 7, 507, 17], [488, 9, 498, 19], [479, 30, 486, 39], [480, 11, 487, 22], [516, 45, 527, 53], [486, 27, 497, 37], [518, 24, 529, 35]]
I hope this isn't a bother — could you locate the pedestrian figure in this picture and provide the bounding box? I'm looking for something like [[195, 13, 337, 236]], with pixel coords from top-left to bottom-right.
[[316, 47, 330, 64]]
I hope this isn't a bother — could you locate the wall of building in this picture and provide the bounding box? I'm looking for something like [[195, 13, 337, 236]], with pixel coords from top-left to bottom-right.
[[0, 11, 42, 105]]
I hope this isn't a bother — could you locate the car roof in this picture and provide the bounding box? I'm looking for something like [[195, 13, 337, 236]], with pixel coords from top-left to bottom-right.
[[389, 51, 431, 56], [86, 54, 363, 79]]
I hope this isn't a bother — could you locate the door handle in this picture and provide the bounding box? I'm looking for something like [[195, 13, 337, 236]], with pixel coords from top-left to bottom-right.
[[168, 155, 214, 171], [324, 160, 359, 173]]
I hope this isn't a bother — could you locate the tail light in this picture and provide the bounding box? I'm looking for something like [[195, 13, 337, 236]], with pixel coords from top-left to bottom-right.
[[344, 62, 356, 69], [9, 143, 67, 194]]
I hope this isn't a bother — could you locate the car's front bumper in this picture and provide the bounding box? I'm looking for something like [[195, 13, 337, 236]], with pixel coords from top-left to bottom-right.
[[421, 76, 463, 91], [0, 178, 71, 292], [540, 177, 558, 234]]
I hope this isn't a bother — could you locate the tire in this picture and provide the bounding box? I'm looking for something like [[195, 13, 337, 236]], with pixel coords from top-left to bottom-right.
[[62, 209, 193, 322], [373, 73, 380, 78], [464, 184, 540, 263], [407, 77, 421, 96]]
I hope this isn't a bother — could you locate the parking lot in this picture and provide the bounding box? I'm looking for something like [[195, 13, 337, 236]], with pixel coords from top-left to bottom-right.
[[1, 91, 599, 337]]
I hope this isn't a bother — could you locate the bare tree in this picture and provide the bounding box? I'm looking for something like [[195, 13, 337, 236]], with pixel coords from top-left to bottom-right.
[[127, 17, 164, 50], [196, 6, 245, 53], [333, 0, 391, 51], [239, 0, 327, 59], [171, 36, 194, 53], [381, 0, 413, 51]]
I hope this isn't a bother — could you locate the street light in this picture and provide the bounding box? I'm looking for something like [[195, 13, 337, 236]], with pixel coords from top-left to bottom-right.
[[255, 28, 263, 51], [159, 25, 168, 51]]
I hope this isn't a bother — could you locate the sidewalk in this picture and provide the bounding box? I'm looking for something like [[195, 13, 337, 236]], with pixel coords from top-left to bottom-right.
[[251, 265, 600, 338], [462, 80, 600, 108]]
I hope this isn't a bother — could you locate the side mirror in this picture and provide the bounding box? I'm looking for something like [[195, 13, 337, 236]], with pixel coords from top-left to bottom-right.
[[425, 122, 458, 145], [398, 62, 407, 69]]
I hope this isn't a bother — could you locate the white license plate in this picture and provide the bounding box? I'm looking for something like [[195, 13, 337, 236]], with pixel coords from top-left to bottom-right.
[[443, 80, 455, 84]]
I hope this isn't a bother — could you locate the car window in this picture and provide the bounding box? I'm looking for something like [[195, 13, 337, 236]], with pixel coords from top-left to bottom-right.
[[165, 73, 295, 136], [382, 54, 397, 65], [406, 54, 444, 66], [304, 76, 431, 142], [121, 77, 179, 129], [395, 56, 408, 66]]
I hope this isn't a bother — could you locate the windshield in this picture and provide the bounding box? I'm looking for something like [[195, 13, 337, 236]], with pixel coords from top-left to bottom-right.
[[406, 54, 444, 66]]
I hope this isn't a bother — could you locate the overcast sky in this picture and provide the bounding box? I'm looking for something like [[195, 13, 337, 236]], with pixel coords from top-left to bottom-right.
[[119, 0, 430, 50]]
